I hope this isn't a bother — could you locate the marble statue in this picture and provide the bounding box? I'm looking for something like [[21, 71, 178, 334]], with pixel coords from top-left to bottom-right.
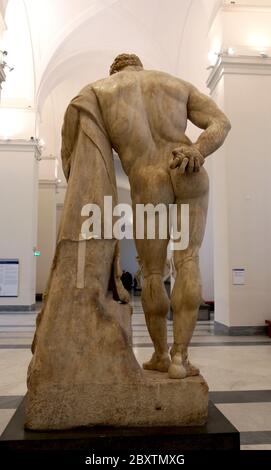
[[134, 255, 143, 290], [25, 53, 230, 430]]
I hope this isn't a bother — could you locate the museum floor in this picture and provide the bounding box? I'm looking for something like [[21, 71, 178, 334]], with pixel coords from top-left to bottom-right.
[[0, 296, 271, 450]]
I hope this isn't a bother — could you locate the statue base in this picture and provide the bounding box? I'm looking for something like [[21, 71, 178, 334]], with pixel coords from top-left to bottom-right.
[[25, 371, 208, 430], [0, 400, 240, 466]]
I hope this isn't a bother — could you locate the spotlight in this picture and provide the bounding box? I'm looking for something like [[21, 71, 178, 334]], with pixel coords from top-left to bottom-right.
[[227, 47, 235, 55]]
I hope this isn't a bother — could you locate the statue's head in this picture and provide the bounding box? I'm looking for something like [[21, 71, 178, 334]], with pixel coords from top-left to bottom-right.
[[109, 53, 143, 75]]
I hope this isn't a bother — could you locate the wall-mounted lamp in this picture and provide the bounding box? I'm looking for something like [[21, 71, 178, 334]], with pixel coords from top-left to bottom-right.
[[0, 50, 14, 71]]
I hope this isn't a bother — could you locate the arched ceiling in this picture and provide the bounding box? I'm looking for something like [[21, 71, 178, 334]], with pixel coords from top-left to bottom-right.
[[2, 0, 221, 110], [19, 0, 218, 109], [0, 0, 8, 18], [1, 0, 219, 187], [34, 0, 194, 108]]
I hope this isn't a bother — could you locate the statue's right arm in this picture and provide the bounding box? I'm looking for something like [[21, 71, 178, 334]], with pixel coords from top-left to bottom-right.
[[187, 85, 231, 159]]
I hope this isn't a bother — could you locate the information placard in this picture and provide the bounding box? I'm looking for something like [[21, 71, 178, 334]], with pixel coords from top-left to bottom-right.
[[0, 259, 19, 297], [232, 268, 245, 285]]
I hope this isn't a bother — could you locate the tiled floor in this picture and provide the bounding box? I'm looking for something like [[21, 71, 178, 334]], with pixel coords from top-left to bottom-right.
[[1, 297, 271, 450]]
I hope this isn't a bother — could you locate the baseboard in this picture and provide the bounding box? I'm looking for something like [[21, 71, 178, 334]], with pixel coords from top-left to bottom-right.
[[0, 304, 36, 312], [214, 321, 266, 336]]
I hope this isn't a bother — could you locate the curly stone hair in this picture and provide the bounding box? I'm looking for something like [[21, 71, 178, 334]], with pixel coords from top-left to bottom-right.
[[109, 53, 143, 75]]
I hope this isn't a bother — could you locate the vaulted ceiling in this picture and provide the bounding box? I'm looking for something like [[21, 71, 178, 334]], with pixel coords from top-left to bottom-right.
[[0, 0, 221, 177], [1, 0, 221, 109]]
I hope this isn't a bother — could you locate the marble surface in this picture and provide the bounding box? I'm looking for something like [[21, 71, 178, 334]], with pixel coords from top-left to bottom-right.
[[134, 346, 271, 391], [0, 409, 15, 435], [216, 403, 271, 432], [0, 350, 31, 395], [241, 444, 271, 450]]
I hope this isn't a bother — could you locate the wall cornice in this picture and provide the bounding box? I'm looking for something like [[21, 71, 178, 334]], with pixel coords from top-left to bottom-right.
[[0, 139, 42, 159], [41, 155, 57, 160], [39, 179, 58, 188], [207, 55, 271, 92], [222, 4, 271, 14]]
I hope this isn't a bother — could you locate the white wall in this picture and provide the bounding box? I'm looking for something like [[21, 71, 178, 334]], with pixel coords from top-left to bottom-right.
[[0, 141, 39, 307], [208, 4, 271, 329], [211, 61, 271, 328], [226, 69, 271, 327]]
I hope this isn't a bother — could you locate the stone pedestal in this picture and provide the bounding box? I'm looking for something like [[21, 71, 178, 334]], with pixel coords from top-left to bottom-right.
[[26, 372, 208, 430], [0, 400, 240, 465]]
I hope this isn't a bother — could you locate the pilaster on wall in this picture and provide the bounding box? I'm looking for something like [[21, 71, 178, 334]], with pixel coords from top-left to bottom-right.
[[207, 55, 271, 333], [37, 178, 57, 295], [0, 140, 41, 310], [36, 155, 58, 295], [0, 63, 5, 101]]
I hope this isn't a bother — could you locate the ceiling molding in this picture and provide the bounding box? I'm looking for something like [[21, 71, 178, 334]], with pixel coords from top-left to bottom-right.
[[223, 4, 271, 12]]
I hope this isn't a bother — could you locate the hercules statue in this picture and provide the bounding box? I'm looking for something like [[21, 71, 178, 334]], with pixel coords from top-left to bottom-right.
[[25, 53, 231, 429], [101, 53, 230, 379]]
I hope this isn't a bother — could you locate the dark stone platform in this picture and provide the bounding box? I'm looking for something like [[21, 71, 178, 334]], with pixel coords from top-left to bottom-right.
[[0, 399, 239, 458]]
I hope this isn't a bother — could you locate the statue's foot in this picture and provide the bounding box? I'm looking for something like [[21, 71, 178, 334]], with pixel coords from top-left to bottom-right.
[[143, 353, 170, 372], [168, 353, 199, 379], [185, 360, 199, 376], [168, 353, 187, 379]]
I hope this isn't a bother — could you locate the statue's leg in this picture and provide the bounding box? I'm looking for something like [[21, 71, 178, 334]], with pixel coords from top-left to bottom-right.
[[168, 191, 209, 379], [131, 166, 174, 372], [135, 235, 171, 372]]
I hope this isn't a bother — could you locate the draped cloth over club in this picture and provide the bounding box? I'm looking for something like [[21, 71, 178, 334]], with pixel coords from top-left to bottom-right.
[[59, 85, 118, 242]]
